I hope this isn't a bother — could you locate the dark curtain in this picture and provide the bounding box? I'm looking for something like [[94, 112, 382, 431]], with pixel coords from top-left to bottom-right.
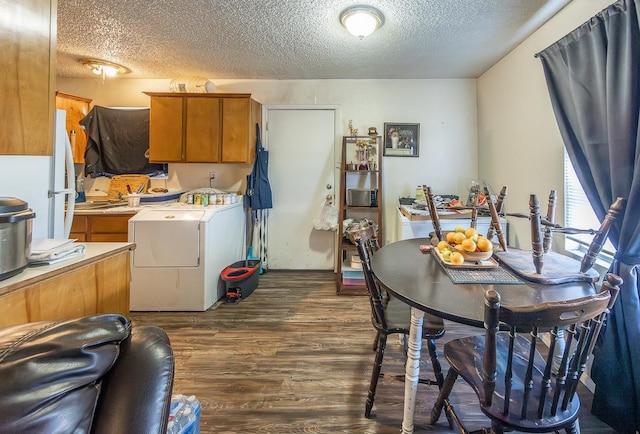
[[536, 1, 640, 432], [81, 106, 166, 178]]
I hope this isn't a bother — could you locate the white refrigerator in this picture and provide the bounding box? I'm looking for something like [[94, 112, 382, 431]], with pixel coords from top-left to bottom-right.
[[0, 109, 75, 240]]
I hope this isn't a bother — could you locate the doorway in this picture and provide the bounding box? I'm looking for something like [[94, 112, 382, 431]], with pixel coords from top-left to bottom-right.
[[264, 107, 338, 269]]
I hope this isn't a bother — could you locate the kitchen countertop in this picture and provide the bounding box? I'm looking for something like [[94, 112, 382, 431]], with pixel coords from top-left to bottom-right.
[[398, 204, 473, 220], [71, 200, 243, 215], [0, 242, 134, 296], [72, 200, 182, 215], [73, 195, 243, 215], [72, 204, 142, 215]]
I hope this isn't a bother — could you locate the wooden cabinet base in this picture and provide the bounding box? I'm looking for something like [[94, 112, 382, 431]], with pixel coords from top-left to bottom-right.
[[71, 214, 133, 242], [0, 244, 132, 327]]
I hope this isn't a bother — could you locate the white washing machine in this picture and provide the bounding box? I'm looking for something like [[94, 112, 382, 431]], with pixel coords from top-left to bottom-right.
[[128, 201, 245, 311]]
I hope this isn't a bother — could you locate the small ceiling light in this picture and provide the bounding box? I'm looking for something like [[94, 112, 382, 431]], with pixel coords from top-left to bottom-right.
[[80, 59, 130, 80], [340, 5, 384, 39]]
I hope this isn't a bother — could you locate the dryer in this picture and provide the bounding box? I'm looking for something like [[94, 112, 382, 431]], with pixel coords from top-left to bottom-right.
[[128, 201, 244, 311]]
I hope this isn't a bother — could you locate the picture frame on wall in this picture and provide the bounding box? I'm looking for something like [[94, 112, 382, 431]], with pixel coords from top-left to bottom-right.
[[383, 123, 420, 157]]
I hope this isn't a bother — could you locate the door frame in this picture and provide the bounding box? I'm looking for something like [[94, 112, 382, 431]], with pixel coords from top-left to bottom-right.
[[262, 104, 342, 271]]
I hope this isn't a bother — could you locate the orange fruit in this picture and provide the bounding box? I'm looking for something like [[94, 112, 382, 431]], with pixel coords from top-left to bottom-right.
[[446, 232, 457, 243], [477, 237, 493, 252], [453, 232, 466, 245], [437, 240, 450, 252], [464, 227, 477, 239], [461, 238, 477, 252], [449, 251, 465, 265]]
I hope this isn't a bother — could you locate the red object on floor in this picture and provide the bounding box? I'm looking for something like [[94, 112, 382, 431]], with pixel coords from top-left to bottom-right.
[[220, 264, 259, 281], [220, 260, 261, 302]]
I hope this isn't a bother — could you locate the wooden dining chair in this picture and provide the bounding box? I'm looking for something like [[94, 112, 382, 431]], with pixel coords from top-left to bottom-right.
[[502, 194, 625, 276], [429, 273, 622, 434], [423, 184, 509, 251], [485, 185, 508, 248], [356, 231, 446, 419]]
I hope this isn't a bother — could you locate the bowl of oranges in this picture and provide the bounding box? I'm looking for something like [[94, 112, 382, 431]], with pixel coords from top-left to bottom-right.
[[435, 226, 494, 265]]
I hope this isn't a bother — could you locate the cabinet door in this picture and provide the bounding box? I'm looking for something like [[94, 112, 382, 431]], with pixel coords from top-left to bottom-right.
[[1, 0, 54, 155], [87, 214, 131, 242], [148, 96, 183, 162], [221, 98, 251, 163], [55, 92, 92, 163], [70, 215, 88, 241], [185, 97, 221, 162]]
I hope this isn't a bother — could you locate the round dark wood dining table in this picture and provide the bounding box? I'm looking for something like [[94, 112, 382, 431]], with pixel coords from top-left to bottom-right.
[[371, 237, 597, 327], [369, 237, 598, 434]]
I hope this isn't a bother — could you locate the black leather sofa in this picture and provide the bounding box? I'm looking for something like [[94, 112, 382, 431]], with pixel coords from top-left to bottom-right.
[[0, 314, 174, 433]]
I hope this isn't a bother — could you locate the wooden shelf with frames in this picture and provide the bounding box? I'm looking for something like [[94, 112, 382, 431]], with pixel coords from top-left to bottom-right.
[[336, 135, 383, 295]]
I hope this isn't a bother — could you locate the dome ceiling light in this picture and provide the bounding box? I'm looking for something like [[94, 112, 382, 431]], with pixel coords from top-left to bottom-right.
[[80, 59, 130, 80], [340, 5, 384, 39]]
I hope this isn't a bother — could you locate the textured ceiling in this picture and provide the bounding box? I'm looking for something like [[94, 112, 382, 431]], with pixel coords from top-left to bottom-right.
[[56, 0, 570, 80]]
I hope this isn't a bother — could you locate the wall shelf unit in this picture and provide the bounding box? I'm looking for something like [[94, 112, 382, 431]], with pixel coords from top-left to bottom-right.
[[336, 135, 383, 295]]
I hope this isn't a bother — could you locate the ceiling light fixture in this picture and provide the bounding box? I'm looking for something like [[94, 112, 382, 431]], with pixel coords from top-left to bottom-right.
[[80, 59, 130, 80], [340, 5, 384, 39]]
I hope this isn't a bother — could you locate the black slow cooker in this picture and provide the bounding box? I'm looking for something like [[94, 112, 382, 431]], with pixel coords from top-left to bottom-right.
[[0, 197, 36, 281]]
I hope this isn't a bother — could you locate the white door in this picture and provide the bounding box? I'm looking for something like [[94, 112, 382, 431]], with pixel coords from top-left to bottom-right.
[[265, 108, 337, 269]]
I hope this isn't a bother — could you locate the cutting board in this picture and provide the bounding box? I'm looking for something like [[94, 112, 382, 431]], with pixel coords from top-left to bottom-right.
[[109, 175, 150, 197]]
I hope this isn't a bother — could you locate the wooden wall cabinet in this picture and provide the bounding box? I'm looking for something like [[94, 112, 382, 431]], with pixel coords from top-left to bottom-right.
[[71, 214, 134, 242], [336, 136, 383, 295], [144, 92, 262, 163], [55, 92, 93, 163], [1, 0, 55, 156]]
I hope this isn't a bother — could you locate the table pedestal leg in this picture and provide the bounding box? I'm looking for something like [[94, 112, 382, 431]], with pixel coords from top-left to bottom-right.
[[402, 307, 424, 434]]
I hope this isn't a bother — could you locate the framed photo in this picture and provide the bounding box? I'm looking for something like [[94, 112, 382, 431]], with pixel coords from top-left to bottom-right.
[[383, 123, 420, 157]]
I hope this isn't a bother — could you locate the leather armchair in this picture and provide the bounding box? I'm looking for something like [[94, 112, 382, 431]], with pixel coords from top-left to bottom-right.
[[0, 314, 174, 434]]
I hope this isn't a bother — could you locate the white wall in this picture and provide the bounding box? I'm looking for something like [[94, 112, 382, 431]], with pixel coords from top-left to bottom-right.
[[57, 78, 477, 244], [477, 0, 615, 248]]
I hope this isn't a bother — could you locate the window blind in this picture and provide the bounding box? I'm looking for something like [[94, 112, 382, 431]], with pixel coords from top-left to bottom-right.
[[563, 150, 614, 256]]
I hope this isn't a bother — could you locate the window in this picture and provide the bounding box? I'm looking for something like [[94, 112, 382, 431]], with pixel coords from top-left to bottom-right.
[[563, 150, 614, 262]]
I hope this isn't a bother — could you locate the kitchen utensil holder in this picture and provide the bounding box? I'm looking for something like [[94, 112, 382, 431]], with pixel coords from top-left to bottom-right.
[[127, 195, 141, 207]]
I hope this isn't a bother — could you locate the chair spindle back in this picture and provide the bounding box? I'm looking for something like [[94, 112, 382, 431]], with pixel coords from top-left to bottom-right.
[[543, 190, 557, 253], [356, 229, 386, 331], [482, 273, 621, 422], [485, 186, 509, 251], [423, 185, 442, 241], [580, 197, 625, 273]]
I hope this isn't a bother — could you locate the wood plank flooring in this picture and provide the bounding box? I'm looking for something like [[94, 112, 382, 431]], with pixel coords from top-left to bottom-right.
[[131, 270, 619, 433]]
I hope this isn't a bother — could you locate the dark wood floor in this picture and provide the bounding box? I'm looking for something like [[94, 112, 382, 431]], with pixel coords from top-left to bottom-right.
[[131, 270, 619, 433]]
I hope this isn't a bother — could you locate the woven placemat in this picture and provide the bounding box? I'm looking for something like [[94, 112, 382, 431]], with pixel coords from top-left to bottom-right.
[[442, 266, 524, 285]]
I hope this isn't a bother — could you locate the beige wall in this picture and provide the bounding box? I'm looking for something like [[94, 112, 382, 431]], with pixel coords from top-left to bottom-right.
[[477, 0, 615, 248], [57, 78, 477, 243]]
